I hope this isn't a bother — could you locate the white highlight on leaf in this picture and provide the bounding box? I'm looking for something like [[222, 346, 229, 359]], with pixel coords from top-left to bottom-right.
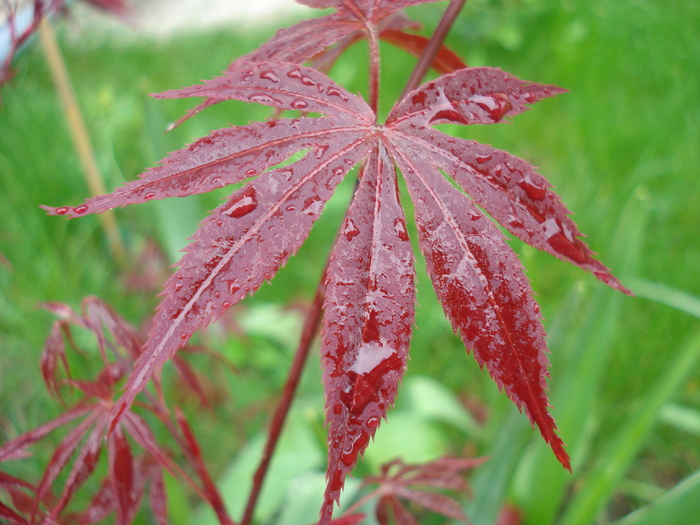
[[350, 342, 394, 375]]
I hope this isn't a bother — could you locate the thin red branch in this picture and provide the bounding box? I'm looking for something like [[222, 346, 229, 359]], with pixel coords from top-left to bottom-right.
[[399, 0, 468, 101], [239, 268, 328, 525]]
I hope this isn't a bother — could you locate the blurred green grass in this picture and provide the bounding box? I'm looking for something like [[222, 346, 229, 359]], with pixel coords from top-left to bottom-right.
[[1, 0, 699, 523]]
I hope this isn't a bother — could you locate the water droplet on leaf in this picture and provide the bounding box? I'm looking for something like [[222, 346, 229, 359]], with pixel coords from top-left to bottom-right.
[[223, 187, 258, 218], [248, 93, 282, 106], [326, 86, 349, 101], [470, 93, 513, 121], [313, 144, 329, 159], [301, 196, 324, 216], [73, 205, 88, 214], [343, 219, 359, 240], [394, 218, 409, 241], [259, 69, 279, 82], [518, 178, 547, 200], [56, 207, 69, 215], [291, 99, 309, 110]]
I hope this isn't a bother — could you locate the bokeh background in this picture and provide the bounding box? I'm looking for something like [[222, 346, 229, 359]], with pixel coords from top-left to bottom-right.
[[1, 0, 699, 523]]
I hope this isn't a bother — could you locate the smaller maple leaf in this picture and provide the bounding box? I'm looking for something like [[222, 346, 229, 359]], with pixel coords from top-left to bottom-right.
[[171, 0, 464, 128], [352, 456, 487, 525], [0, 298, 232, 525]]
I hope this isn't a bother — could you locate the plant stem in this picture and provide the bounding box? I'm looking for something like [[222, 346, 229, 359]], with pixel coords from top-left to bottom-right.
[[399, 0, 468, 101], [240, 269, 328, 525], [367, 24, 381, 118], [38, 17, 126, 265]]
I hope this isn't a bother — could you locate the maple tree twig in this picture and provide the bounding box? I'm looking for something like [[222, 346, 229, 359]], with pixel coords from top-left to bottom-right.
[[367, 24, 381, 117], [240, 267, 328, 525], [38, 17, 126, 264], [399, 0, 468, 101]]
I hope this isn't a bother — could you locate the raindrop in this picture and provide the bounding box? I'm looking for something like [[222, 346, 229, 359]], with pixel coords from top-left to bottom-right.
[[73, 204, 88, 214], [180, 333, 188, 340], [343, 219, 360, 240], [524, 92, 538, 103], [394, 218, 409, 241], [259, 69, 279, 83], [341, 433, 370, 466], [173, 283, 183, 292], [329, 470, 344, 491], [301, 196, 324, 216], [476, 154, 492, 164], [56, 207, 69, 215], [313, 144, 329, 159], [216, 220, 223, 226], [291, 99, 309, 110], [300, 75, 316, 86], [508, 215, 524, 228], [245, 169, 257, 176], [222, 301, 231, 309], [278, 166, 294, 181], [145, 192, 156, 200], [518, 179, 547, 201], [326, 86, 350, 101], [223, 187, 258, 218], [210, 177, 222, 187], [229, 282, 241, 295], [469, 211, 482, 221], [366, 416, 379, 428], [344, 158, 354, 165], [333, 166, 345, 176], [286, 204, 296, 212], [287, 68, 302, 79], [470, 93, 513, 122], [248, 93, 282, 106]]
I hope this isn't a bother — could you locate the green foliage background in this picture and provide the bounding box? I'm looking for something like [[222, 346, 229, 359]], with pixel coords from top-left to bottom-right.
[[1, 0, 699, 523]]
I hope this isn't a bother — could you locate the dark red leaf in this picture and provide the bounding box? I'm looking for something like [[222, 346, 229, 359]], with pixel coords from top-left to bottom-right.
[[46, 421, 106, 521], [378, 494, 419, 525], [171, 0, 452, 127], [108, 427, 137, 525], [41, 323, 71, 398], [392, 486, 468, 521], [388, 127, 630, 292], [121, 414, 177, 477], [148, 470, 168, 525], [321, 144, 415, 520], [77, 479, 117, 525], [0, 500, 29, 524], [0, 405, 94, 463], [380, 29, 466, 75], [175, 408, 233, 525], [390, 145, 570, 469], [45, 49, 628, 517], [388, 67, 566, 127]]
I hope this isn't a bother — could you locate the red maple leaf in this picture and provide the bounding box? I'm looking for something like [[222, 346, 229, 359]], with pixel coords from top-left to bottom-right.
[[171, 0, 464, 128], [0, 298, 232, 525], [43, 57, 629, 522]]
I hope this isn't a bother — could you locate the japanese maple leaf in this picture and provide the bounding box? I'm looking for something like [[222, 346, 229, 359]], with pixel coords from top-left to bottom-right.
[[361, 456, 487, 524], [173, 0, 464, 127], [0, 298, 231, 525], [43, 60, 629, 523]]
